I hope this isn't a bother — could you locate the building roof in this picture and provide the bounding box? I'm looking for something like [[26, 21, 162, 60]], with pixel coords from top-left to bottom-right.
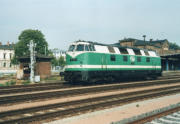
[[161, 53, 180, 58], [0, 44, 14, 50], [18, 54, 52, 63], [119, 38, 167, 48], [150, 39, 168, 44]]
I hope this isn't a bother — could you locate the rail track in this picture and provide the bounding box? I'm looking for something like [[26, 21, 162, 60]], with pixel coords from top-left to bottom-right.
[[1, 83, 180, 123], [128, 105, 180, 124], [0, 74, 180, 95], [1, 78, 180, 105]]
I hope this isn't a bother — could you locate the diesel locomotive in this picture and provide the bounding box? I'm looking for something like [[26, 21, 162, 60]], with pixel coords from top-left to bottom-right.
[[64, 41, 162, 82]]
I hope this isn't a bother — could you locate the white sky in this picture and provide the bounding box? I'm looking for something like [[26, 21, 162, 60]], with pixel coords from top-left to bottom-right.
[[0, 0, 180, 50]]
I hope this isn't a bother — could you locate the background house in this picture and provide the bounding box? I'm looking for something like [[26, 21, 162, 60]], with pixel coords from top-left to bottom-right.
[[17, 55, 52, 79], [51, 48, 66, 59], [50, 48, 66, 72], [119, 38, 177, 55], [0, 42, 17, 74]]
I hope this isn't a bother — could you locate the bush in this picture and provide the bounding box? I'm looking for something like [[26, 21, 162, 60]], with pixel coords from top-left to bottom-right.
[[22, 80, 31, 85], [136, 104, 139, 107], [5, 80, 16, 86]]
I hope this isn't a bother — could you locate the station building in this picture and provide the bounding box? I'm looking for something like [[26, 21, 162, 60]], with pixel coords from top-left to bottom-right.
[[119, 38, 180, 71], [17, 54, 52, 80]]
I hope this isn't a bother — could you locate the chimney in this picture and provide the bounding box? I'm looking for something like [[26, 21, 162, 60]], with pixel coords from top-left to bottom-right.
[[142, 35, 146, 42], [7, 41, 10, 46], [0, 42, 2, 45]]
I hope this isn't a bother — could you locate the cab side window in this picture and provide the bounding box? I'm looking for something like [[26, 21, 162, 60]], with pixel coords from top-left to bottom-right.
[[111, 55, 116, 61], [123, 56, 128, 62], [146, 57, 150, 62], [137, 57, 141, 62]]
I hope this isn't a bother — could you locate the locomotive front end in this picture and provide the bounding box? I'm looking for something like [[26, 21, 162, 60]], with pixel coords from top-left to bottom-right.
[[64, 41, 95, 82]]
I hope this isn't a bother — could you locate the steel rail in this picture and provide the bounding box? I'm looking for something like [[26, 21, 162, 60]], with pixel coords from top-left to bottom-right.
[[1, 85, 180, 124], [1, 78, 180, 105], [128, 106, 180, 124], [0, 74, 179, 93], [0, 75, 179, 95]]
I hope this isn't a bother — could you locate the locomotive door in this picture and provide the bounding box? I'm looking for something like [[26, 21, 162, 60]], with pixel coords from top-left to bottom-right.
[[101, 54, 107, 70], [152, 59, 157, 71]]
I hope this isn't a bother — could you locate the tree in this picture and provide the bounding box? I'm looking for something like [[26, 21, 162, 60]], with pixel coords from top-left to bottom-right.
[[51, 56, 65, 68], [169, 42, 180, 50], [51, 56, 58, 67], [12, 29, 49, 64], [58, 56, 66, 67]]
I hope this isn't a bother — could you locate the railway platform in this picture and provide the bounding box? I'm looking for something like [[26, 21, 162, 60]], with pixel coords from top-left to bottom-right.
[[46, 93, 180, 124]]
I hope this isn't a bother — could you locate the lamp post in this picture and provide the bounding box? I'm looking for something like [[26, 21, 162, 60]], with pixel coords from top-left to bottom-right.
[[29, 40, 36, 83]]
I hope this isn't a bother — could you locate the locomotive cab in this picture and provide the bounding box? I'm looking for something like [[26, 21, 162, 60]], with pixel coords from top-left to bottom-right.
[[65, 41, 96, 82]]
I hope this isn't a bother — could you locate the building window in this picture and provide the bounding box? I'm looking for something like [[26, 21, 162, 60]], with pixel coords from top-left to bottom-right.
[[3, 62, 6, 67], [10, 53, 12, 59], [146, 57, 150, 62], [3, 53, 6, 59], [123, 56, 128, 62], [137, 57, 141, 62], [110, 55, 116, 61]]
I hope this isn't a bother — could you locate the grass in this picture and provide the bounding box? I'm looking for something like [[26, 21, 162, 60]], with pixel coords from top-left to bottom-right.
[[5, 80, 16, 86], [43, 75, 61, 81], [0, 75, 62, 87], [136, 104, 140, 107], [22, 80, 31, 85]]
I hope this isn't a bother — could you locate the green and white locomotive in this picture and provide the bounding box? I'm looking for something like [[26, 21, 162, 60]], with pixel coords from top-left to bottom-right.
[[64, 40, 162, 82]]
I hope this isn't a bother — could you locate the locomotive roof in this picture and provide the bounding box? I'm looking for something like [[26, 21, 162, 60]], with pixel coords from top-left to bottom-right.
[[74, 40, 154, 52]]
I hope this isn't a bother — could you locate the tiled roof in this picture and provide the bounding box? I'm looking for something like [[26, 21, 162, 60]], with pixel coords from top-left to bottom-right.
[[0, 44, 14, 50], [18, 54, 52, 59], [120, 38, 167, 48], [150, 39, 168, 44], [134, 39, 167, 46], [18, 54, 52, 62]]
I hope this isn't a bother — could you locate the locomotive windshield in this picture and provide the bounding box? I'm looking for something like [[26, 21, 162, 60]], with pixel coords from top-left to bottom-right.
[[89, 45, 95, 51], [68, 45, 75, 52], [68, 43, 95, 52], [85, 45, 89, 51], [76, 44, 84, 51]]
